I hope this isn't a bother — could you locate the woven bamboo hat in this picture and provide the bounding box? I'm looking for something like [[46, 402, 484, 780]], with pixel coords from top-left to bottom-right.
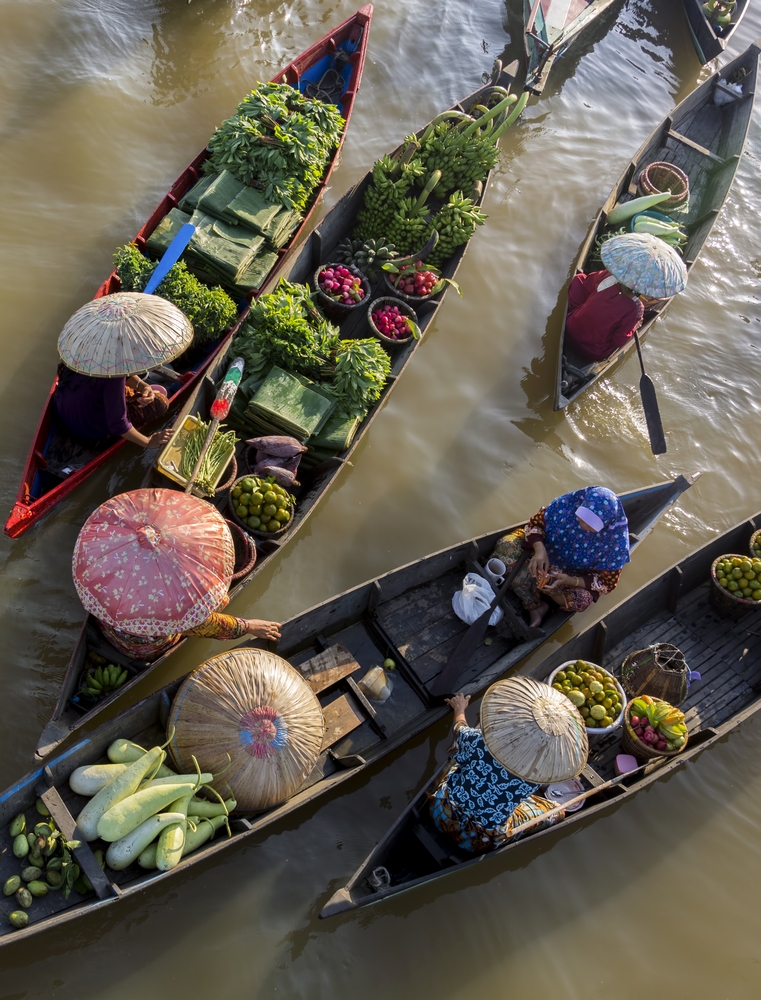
[[58, 292, 193, 376], [166, 648, 325, 811], [481, 676, 588, 783]]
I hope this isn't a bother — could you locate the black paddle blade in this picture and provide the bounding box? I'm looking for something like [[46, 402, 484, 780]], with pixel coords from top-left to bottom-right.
[[430, 611, 492, 699], [639, 373, 667, 455]]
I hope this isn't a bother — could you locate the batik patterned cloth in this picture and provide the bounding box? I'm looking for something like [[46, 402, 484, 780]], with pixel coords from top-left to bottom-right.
[[428, 724, 563, 853]]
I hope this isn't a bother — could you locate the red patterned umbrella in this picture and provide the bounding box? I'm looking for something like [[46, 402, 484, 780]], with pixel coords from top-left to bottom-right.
[[72, 488, 235, 635]]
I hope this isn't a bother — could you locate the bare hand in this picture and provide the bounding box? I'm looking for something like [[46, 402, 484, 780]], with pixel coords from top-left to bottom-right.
[[528, 542, 549, 580], [147, 428, 173, 449], [245, 619, 282, 641], [543, 572, 578, 591], [139, 386, 155, 401], [445, 692, 470, 715]]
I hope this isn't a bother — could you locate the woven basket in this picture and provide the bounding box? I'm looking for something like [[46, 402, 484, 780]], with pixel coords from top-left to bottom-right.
[[382, 270, 441, 305], [225, 518, 257, 582], [636, 161, 689, 210], [619, 643, 690, 706], [749, 530, 761, 560], [227, 474, 294, 541], [213, 453, 238, 499], [367, 297, 418, 349], [620, 698, 688, 761], [313, 263, 370, 321], [709, 553, 761, 620]]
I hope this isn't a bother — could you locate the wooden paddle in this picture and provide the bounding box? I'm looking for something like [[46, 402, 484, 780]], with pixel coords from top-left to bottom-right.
[[509, 760, 653, 840], [634, 330, 667, 455], [144, 223, 196, 295], [431, 550, 530, 699]]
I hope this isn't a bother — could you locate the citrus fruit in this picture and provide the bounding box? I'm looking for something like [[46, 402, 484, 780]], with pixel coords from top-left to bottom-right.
[[590, 704, 606, 721], [267, 520, 280, 532], [239, 493, 252, 507], [752, 590, 761, 601], [263, 491, 278, 504], [235, 505, 248, 518], [275, 508, 290, 523], [247, 516, 261, 528], [262, 504, 277, 518], [232, 487, 243, 499]]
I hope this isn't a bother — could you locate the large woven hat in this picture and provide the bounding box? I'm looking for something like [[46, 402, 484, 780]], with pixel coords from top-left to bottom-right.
[[58, 291, 193, 376], [166, 649, 325, 811], [481, 676, 588, 783]]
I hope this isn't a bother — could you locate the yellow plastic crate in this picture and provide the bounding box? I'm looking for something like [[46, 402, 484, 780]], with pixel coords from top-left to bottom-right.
[[156, 414, 235, 496]]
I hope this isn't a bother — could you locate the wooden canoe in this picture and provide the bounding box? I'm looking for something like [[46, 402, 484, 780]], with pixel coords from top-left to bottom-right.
[[33, 63, 528, 760], [522, 0, 621, 95], [3, 476, 693, 945], [3, 5, 373, 540], [680, 0, 751, 65], [320, 505, 761, 918], [554, 37, 759, 410]]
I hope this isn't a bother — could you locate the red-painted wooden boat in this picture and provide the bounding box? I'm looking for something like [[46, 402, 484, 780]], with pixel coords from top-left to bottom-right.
[[4, 5, 373, 539]]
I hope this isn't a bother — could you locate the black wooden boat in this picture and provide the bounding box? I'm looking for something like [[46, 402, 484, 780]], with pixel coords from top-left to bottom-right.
[[35, 60, 527, 760], [680, 0, 750, 65], [1, 476, 694, 945], [523, 0, 621, 95], [320, 506, 761, 918], [554, 38, 759, 410]]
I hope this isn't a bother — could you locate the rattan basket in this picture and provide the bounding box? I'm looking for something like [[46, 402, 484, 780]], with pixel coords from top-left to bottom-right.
[[367, 297, 418, 349], [749, 529, 761, 560], [382, 269, 441, 305], [635, 161, 689, 210], [313, 263, 370, 321], [620, 698, 688, 761], [619, 643, 690, 706], [709, 553, 761, 619], [225, 518, 257, 582], [227, 474, 294, 541]]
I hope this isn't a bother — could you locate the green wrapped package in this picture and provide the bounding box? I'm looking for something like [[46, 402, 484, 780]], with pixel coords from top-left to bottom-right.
[[145, 208, 192, 257], [197, 169, 246, 218], [223, 185, 283, 234], [308, 410, 363, 453], [178, 173, 216, 213], [245, 366, 336, 440], [232, 251, 279, 292]]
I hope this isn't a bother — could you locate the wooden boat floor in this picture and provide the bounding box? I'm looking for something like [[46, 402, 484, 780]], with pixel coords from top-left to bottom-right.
[[374, 568, 544, 689], [583, 584, 761, 782]]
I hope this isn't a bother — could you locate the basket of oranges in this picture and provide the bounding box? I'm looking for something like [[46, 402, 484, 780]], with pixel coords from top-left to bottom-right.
[[710, 554, 761, 618]]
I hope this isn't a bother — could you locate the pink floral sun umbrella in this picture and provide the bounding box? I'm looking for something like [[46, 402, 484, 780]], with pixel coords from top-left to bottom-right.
[[72, 488, 235, 636]]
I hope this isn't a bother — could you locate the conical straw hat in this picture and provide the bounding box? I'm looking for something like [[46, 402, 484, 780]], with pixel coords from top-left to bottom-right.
[[58, 292, 193, 376], [481, 676, 588, 783], [166, 648, 325, 811], [600, 232, 687, 298]]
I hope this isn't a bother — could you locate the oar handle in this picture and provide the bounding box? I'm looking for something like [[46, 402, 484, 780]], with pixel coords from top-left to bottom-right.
[[513, 762, 650, 839], [144, 223, 196, 294]]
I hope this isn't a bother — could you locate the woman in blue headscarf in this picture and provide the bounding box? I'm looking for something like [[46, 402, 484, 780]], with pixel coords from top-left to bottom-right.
[[492, 486, 630, 628]]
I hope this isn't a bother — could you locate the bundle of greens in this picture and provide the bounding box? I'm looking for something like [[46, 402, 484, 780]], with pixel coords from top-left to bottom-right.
[[114, 244, 237, 347], [231, 279, 339, 381], [331, 339, 391, 417], [205, 81, 344, 214]]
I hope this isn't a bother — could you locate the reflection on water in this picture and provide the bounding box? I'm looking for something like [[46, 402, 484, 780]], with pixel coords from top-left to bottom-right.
[[1, 0, 761, 996]]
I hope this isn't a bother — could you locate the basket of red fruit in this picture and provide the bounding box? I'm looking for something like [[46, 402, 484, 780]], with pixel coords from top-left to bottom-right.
[[621, 695, 688, 761], [367, 298, 420, 349], [382, 261, 458, 305], [313, 263, 370, 320]]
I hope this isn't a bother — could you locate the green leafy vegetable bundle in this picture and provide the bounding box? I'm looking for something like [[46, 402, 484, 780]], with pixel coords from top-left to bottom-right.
[[114, 244, 237, 347], [205, 82, 344, 213]]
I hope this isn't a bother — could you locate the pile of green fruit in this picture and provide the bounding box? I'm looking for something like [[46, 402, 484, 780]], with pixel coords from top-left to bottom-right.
[[550, 660, 625, 730], [715, 555, 761, 600], [81, 651, 129, 700], [3, 799, 98, 930], [232, 475, 293, 533]]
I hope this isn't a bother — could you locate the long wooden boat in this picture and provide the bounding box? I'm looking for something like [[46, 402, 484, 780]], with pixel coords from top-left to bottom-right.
[[33, 64, 528, 760], [3, 5, 373, 540], [3, 477, 693, 945], [554, 38, 759, 410], [522, 0, 621, 95], [680, 0, 750, 65], [320, 506, 761, 918], [37, 472, 693, 765]]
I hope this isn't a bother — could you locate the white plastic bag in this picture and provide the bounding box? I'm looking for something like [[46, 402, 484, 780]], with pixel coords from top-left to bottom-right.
[[452, 573, 503, 627]]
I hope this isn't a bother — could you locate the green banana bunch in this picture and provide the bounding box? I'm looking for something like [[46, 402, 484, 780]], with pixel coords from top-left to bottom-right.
[[427, 191, 487, 268], [334, 237, 397, 277], [81, 662, 130, 699]]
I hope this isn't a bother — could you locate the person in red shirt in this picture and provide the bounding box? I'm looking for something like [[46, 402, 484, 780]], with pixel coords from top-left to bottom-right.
[[564, 269, 644, 363]]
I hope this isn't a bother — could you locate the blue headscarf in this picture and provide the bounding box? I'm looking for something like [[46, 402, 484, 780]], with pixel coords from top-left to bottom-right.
[[543, 486, 630, 572]]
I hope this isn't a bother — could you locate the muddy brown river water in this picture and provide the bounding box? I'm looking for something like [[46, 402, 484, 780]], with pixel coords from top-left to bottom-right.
[[2, 0, 761, 995]]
